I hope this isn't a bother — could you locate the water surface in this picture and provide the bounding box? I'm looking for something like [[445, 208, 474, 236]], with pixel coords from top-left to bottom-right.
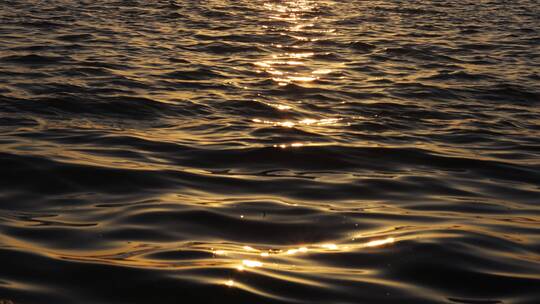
[[1, 1, 539, 303]]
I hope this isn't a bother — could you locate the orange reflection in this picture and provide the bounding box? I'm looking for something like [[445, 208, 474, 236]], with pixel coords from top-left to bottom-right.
[[320, 243, 339, 250], [242, 259, 263, 268], [254, 0, 337, 86], [273, 142, 304, 149], [364, 237, 395, 248], [252, 118, 342, 128]]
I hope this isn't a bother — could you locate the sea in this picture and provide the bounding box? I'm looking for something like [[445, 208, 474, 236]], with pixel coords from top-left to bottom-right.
[[0, 1, 539, 303]]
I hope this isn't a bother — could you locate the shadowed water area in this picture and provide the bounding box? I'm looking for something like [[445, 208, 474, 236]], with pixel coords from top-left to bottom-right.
[[1, 0, 539, 303]]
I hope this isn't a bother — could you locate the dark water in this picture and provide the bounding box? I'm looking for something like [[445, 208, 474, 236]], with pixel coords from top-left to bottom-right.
[[1, 0, 539, 303]]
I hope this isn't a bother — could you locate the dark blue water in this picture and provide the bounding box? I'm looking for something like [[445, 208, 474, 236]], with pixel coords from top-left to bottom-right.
[[1, 1, 539, 303]]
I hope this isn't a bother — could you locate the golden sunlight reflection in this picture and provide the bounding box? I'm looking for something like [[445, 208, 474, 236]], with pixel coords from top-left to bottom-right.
[[263, 0, 318, 14], [206, 232, 460, 299], [364, 237, 395, 248], [287, 52, 315, 59], [213, 249, 227, 256], [275, 104, 292, 110], [243, 245, 257, 252], [242, 259, 264, 268], [254, 0, 338, 86], [4, 230, 397, 293], [212, 236, 397, 277], [320, 243, 339, 250], [252, 118, 342, 128], [212, 236, 399, 286], [312, 69, 333, 75], [273, 142, 304, 149]]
